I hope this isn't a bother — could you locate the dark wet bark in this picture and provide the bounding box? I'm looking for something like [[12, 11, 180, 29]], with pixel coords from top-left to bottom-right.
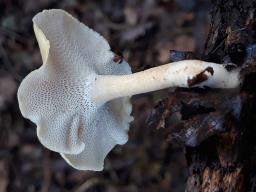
[[151, 0, 256, 191], [186, 1, 256, 191], [185, 1, 256, 191]]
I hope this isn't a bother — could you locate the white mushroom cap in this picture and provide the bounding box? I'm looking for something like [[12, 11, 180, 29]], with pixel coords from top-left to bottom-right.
[[18, 9, 133, 171], [18, 9, 240, 171]]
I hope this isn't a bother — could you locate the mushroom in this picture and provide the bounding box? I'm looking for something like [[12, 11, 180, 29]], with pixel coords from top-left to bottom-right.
[[17, 9, 240, 171]]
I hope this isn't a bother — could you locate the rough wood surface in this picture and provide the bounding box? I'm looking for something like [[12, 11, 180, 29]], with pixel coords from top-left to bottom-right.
[[152, 0, 256, 191], [185, 0, 256, 191]]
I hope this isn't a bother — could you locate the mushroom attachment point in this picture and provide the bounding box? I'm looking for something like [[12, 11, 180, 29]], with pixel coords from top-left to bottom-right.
[[17, 9, 241, 171]]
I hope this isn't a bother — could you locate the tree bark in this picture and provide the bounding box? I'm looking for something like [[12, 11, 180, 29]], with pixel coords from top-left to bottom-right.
[[151, 1, 256, 191], [185, 0, 256, 191]]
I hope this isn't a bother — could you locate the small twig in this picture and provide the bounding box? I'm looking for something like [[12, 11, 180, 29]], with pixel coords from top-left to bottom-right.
[[41, 150, 52, 192], [0, 44, 23, 82], [0, 27, 28, 44], [74, 178, 105, 192]]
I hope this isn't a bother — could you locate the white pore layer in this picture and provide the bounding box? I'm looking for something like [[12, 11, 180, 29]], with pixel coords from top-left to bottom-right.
[[17, 9, 133, 171]]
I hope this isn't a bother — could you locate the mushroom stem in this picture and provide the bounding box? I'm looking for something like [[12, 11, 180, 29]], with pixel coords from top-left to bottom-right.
[[92, 60, 240, 104]]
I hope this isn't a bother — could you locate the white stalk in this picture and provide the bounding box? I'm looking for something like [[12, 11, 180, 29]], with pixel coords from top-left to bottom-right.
[[92, 60, 240, 104]]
